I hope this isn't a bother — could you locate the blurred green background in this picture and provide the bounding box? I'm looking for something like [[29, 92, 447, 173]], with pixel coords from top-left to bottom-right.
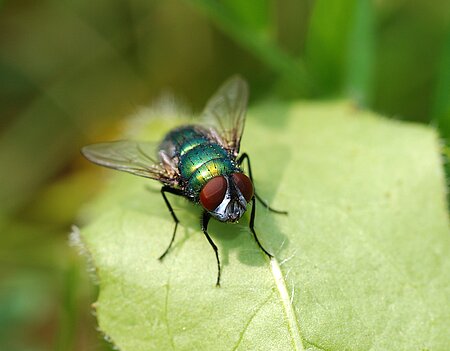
[[0, 1, 448, 350]]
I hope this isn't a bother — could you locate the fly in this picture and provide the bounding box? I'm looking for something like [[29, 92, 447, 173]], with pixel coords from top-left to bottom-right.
[[81, 76, 287, 286]]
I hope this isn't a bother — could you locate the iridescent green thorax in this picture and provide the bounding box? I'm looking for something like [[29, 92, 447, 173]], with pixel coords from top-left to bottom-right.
[[161, 126, 239, 199]]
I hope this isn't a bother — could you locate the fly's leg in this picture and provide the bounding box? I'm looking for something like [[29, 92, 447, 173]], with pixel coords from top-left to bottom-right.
[[237, 153, 288, 214], [159, 185, 184, 260], [254, 192, 288, 214], [201, 212, 221, 287], [250, 195, 273, 258], [236, 153, 276, 258]]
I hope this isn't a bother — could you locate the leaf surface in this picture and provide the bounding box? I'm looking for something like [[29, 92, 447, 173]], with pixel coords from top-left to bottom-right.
[[79, 101, 450, 350]]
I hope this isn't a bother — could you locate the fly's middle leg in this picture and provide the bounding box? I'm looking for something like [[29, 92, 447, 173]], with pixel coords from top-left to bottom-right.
[[159, 185, 184, 260], [237, 153, 288, 214]]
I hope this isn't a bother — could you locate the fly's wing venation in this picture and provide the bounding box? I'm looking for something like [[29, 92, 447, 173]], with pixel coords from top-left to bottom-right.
[[81, 140, 177, 185], [201, 75, 248, 156]]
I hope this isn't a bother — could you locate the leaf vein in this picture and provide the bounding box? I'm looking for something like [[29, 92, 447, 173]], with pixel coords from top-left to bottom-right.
[[164, 280, 176, 350], [231, 291, 275, 351], [303, 338, 332, 351]]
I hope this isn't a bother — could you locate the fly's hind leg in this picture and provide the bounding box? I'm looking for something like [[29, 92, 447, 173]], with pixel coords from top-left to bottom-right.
[[159, 185, 184, 260], [237, 153, 287, 214]]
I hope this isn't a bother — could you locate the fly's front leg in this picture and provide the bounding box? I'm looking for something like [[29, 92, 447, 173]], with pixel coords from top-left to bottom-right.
[[249, 196, 273, 258], [201, 212, 221, 287], [236, 153, 277, 258], [237, 153, 287, 214], [159, 185, 184, 260]]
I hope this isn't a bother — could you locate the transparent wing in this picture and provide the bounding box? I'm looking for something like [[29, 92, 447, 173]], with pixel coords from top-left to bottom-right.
[[81, 140, 175, 184], [201, 75, 249, 155]]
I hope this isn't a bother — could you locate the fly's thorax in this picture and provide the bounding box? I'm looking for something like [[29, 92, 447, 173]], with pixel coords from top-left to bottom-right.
[[199, 173, 254, 223], [177, 143, 238, 198], [159, 125, 245, 201], [182, 147, 236, 192]]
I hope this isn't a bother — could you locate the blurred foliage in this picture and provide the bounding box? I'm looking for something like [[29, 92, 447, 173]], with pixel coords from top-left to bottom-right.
[[0, 0, 448, 350]]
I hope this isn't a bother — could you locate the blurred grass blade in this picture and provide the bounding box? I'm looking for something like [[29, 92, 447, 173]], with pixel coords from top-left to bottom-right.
[[344, 0, 375, 106], [187, 0, 310, 94], [431, 29, 450, 142], [221, 0, 271, 33], [54, 263, 79, 351], [305, 0, 357, 96], [432, 30, 450, 206], [306, 0, 375, 103]]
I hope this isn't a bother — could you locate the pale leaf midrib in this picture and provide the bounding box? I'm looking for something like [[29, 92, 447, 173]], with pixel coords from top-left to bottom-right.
[[270, 258, 305, 351]]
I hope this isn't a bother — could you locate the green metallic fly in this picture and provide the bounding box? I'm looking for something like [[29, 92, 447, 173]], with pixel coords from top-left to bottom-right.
[[81, 76, 286, 286]]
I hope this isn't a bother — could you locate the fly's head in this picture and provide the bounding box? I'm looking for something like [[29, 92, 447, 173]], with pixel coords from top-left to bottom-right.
[[199, 173, 254, 223]]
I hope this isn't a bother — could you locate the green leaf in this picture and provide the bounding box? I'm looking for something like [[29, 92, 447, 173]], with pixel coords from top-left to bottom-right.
[[78, 101, 449, 350]]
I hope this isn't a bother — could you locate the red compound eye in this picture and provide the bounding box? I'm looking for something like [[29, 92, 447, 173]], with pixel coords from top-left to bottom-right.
[[232, 173, 254, 202], [200, 176, 227, 211]]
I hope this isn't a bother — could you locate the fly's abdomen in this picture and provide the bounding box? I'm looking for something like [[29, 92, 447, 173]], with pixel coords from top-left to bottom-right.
[[160, 126, 209, 158]]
